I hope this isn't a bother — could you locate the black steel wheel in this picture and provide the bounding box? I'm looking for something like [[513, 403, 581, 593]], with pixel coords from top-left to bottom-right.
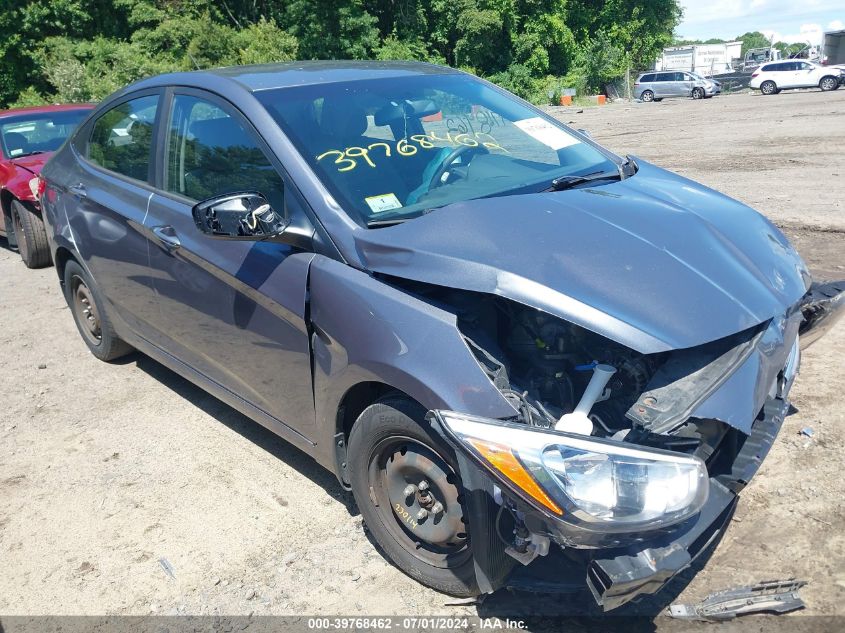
[[63, 260, 133, 361], [348, 395, 479, 596]]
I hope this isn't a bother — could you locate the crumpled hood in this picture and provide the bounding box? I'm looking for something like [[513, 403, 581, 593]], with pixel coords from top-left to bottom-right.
[[354, 160, 811, 353]]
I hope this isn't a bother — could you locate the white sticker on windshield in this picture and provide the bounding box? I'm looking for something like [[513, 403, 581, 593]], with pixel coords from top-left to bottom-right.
[[513, 117, 580, 150], [365, 193, 402, 213], [9, 148, 23, 156]]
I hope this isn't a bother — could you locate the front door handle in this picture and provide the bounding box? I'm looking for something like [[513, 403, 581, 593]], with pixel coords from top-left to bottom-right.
[[152, 225, 181, 252], [68, 183, 87, 198]]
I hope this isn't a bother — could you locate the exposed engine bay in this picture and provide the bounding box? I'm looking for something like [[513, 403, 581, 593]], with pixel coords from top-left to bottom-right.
[[419, 286, 661, 437]]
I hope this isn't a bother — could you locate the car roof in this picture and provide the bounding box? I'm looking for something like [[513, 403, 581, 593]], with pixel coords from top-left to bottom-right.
[[0, 103, 95, 119], [129, 60, 463, 95]]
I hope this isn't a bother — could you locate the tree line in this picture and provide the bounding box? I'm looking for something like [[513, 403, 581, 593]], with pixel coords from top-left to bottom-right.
[[1, 0, 683, 108]]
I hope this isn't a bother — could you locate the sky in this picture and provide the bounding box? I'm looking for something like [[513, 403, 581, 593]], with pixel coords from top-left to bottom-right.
[[677, 0, 844, 46]]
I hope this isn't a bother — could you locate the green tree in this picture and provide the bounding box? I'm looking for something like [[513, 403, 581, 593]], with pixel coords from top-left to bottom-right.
[[737, 31, 773, 55]]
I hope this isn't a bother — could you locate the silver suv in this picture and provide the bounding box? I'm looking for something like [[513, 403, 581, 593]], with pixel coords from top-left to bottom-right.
[[635, 70, 719, 102]]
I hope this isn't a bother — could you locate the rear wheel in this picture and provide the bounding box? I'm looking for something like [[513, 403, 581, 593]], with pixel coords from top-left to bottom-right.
[[63, 260, 133, 361], [640, 90, 654, 102], [820, 76, 838, 91], [760, 80, 777, 95], [10, 200, 51, 268], [347, 395, 479, 597], [692, 87, 705, 99]]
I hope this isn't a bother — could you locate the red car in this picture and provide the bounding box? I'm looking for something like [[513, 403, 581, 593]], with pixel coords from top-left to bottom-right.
[[0, 103, 93, 267]]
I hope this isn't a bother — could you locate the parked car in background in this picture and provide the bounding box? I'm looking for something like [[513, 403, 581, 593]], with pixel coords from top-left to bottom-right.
[[0, 104, 94, 267], [634, 70, 718, 102], [39, 62, 843, 611], [749, 60, 843, 95]]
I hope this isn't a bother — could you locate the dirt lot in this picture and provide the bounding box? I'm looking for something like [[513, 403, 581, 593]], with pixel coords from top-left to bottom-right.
[[1, 89, 843, 623]]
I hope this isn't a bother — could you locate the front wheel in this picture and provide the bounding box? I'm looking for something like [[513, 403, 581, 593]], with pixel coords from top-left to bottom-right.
[[692, 87, 705, 100], [347, 395, 479, 597], [10, 200, 51, 268], [640, 90, 654, 102], [760, 80, 777, 95], [820, 76, 839, 91]]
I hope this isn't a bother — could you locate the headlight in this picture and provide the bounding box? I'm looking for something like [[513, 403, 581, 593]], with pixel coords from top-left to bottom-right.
[[434, 411, 708, 532]]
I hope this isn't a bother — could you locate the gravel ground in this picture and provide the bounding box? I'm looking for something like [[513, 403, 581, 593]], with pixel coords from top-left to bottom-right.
[[1, 89, 843, 624]]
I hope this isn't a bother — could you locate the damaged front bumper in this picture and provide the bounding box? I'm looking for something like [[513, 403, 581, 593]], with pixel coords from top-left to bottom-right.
[[799, 280, 844, 349], [584, 393, 789, 610], [433, 392, 792, 611]]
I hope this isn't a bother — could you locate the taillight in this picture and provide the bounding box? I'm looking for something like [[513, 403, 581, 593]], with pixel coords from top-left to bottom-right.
[[751, 71, 760, 78], [29, 176, 45, 198]]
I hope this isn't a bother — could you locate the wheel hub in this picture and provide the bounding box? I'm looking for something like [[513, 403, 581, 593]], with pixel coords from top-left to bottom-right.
[[378, 440, 467, 552], [72, 278, 101, 342]]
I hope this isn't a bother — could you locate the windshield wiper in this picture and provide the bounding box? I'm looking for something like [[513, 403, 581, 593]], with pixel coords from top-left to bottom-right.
[[544, 169, 622, 192], [367, 218, 409, 227]]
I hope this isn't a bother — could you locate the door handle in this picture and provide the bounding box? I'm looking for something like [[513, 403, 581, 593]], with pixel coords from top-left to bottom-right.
[[68, 183, 87, 198], [152, 225, 181, 252]]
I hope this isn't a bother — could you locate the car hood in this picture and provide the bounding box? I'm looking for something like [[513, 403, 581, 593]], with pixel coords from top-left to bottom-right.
[[353, 160, 811, 353], [9, 153, 50, 174]]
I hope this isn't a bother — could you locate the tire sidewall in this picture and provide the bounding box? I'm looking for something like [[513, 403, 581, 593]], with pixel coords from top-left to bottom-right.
[[347, 396, 479, 597], [641, 90, 654, 102], [10, 202, 30, 263], [761, 80, 776, 95], [10, 200, 51, 268], [63, 260, 127, 361]]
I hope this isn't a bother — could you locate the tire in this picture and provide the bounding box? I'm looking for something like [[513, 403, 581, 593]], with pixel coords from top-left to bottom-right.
[[760, 80, 777, 95], [640, 90, 654, 102], [347, 395, 479, 597], [692, 87, 705, 100], [819, 76, 838, 91], [63, 260, 133, 361], [10, 200, 51, 268]]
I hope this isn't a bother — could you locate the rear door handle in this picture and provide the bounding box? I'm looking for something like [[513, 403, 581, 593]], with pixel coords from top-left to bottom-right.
[[152, 225, 181, 252], [68, 183, 87, 197]]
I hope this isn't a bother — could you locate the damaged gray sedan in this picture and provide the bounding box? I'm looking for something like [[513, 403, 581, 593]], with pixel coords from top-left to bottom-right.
[[39, 61, 844, 610]]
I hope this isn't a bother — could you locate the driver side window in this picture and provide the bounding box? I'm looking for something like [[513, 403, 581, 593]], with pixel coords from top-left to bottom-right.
[[164, 94, 283, 213]]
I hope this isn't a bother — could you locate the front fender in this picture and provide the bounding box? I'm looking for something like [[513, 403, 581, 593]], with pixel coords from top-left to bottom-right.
[[308, 255, 517, 473]]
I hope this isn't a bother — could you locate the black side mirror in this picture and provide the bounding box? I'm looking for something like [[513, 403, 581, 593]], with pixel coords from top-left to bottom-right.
[[192, 192, 287, 239]]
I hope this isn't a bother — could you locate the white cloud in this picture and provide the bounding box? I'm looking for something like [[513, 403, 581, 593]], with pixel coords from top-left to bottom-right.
[[762, 23, 825, 46], [678, 0, 844, 41], [829, 19, 844, 30]]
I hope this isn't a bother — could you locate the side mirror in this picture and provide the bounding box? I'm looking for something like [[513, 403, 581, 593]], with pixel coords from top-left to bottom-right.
[[192, 192, 287, 239]]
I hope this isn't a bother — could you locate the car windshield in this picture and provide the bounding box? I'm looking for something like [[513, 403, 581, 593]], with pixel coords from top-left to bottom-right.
[[256, 74, 618, 227], [0, 109, 90, 159]]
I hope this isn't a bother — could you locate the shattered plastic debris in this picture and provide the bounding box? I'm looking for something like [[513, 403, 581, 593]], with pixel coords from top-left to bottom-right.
[[800, 427, 815, 438], [667, 579, 807, 621], [158, 557, 176, 580]]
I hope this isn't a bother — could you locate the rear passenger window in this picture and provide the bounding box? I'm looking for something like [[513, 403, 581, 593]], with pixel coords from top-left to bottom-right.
[[164, 94, 283, 212], [88, 95, 158, 182], [640, 74, 655, 82]]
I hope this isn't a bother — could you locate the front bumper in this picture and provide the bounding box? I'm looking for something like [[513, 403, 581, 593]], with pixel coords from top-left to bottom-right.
[[436, 391, 792, 610], [585, 393, 789, 610]]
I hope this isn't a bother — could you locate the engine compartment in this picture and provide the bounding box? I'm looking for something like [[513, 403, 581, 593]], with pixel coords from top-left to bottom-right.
[[436, 287, 663, 437]]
